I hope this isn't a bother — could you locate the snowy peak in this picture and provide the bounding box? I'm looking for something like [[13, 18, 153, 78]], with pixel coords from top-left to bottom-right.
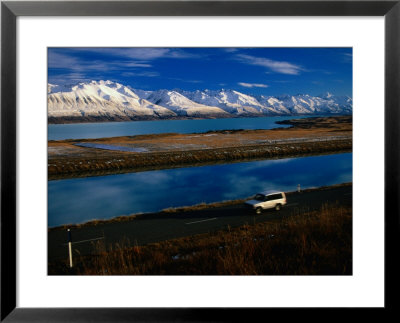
[[48, 80, 352, 123]]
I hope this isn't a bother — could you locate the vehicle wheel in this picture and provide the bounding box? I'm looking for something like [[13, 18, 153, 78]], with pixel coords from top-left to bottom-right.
[[275, 204, 281, 211], [255, 207, 262, 215]]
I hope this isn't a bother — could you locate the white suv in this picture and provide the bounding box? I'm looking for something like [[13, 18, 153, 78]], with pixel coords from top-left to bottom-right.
[[245, 191, 287, 214]]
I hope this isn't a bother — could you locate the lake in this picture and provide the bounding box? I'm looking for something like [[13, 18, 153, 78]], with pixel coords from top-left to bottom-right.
[[48, 153, 352, 227], [48, 115, 315, 140]]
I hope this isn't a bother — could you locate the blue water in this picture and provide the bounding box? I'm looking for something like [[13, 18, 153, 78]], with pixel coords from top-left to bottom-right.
[[48, 116, 315, 140], [48, 153, 352, 227]]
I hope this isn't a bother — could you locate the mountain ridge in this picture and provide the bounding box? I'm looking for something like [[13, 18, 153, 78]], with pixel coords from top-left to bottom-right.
[[48, 80, 352, 123]]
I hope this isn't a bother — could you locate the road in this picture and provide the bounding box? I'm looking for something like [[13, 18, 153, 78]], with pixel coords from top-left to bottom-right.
[[48, 184, 352, 262]]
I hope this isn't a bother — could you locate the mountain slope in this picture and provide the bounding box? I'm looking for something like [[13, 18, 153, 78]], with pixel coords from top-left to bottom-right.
[[48, 80, 176, 121], [144, 90, 229, 117]]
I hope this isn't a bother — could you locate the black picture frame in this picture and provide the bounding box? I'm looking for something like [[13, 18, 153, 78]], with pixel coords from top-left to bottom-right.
[[1, 0, 399, 321]]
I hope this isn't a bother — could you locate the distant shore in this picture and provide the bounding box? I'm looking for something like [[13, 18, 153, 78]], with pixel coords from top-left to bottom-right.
[[48, 116, 352, 180], [48, 113, 352, 124]]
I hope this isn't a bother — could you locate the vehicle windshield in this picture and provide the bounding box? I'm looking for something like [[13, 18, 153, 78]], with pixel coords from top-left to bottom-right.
[[254, 194, 265, 201]]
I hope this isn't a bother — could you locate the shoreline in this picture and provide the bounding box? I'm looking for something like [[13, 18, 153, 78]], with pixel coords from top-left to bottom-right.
[[48, 113, 351, 125]]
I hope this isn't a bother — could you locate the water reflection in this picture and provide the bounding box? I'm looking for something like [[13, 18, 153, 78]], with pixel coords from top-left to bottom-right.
[[48, 153, 352, 227]]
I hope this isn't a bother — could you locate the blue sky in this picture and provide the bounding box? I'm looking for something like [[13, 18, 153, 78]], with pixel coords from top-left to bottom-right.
[[48, 47, 352, 97]]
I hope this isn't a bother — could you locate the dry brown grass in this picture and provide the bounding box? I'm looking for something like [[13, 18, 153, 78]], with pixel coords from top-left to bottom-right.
[[49, 203, 352, 275]]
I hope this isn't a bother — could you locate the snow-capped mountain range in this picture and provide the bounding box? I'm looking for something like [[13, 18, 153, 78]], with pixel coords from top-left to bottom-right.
[[48, 80, 352, 123]]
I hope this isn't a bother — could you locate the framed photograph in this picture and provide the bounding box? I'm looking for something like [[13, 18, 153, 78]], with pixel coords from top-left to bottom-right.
[[1, 0, 399, 321]]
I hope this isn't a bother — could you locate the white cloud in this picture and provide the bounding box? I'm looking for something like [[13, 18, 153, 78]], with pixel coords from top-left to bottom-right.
[[48, 52, 79, 69], [167, 77, 203, 84], [121, 71, 160, 77], [342, 52, 353, 63], [235, 54, 304, 75], [49, 54, 152, 71], [224, 48, 239, 53], [63, 48, 198, 60], [48, 48, 201, 83], [238, 82, 268, 88]]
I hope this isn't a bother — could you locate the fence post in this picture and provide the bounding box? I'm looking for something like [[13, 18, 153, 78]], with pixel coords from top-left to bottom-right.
[[67, 229, 73, 268]]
